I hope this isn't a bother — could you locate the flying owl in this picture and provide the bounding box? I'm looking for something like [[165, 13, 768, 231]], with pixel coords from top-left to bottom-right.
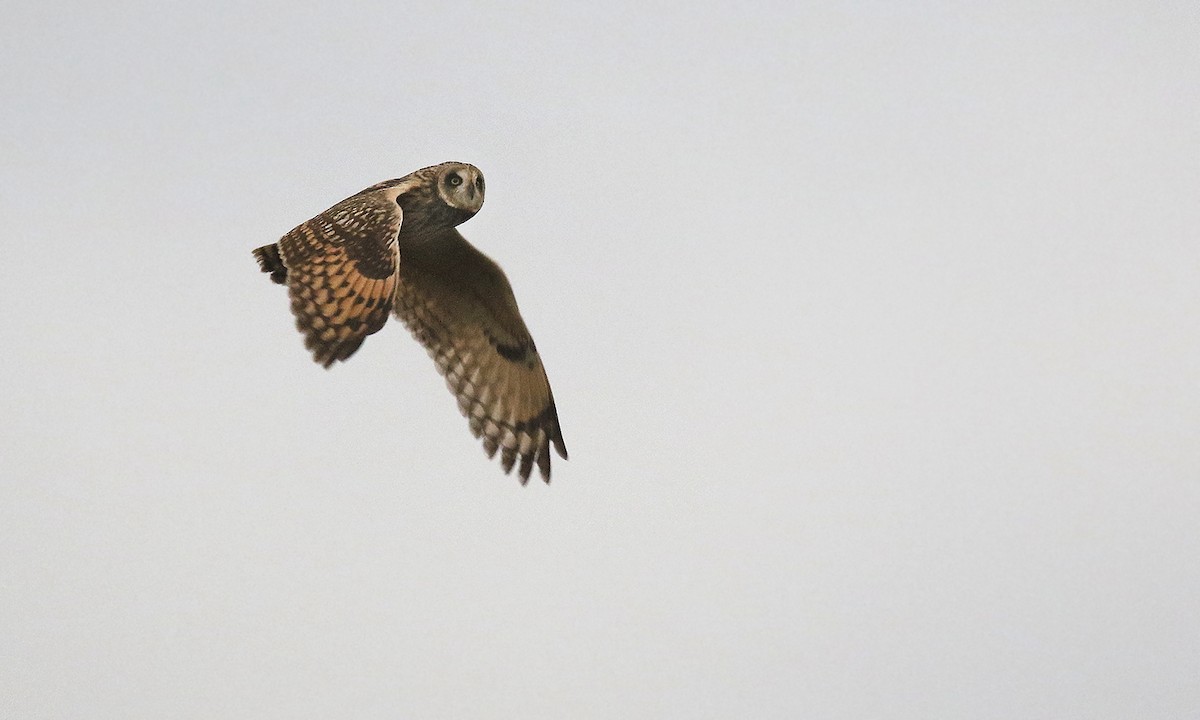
[[251, 162, 567, 484]]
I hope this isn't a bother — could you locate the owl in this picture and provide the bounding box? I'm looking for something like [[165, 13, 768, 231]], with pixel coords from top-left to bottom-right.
[[252, 162, 567, 484]]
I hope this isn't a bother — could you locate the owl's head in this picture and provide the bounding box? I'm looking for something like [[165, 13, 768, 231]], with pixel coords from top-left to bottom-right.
[[384, 162, 486, 233], [433, 162, 485, 216]]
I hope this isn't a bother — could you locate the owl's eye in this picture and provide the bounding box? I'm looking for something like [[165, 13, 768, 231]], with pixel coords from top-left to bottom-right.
[[475, 177, 484, 192], [447, 174, 463, 187]]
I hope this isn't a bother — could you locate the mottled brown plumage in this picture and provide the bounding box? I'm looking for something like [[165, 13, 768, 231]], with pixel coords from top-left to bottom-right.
[[253, 188, 402, 367], [252, 162, 567, 483]]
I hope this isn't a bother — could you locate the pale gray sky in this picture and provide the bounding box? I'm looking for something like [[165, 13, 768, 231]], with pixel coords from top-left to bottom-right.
[[1, 2, 1197, 718]]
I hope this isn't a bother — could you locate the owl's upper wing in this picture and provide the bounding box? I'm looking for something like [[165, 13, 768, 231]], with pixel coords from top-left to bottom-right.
[[393, 228, 567, 483], [255, 194, 403, 367]]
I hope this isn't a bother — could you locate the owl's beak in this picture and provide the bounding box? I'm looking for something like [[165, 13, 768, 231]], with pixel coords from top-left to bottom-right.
[[464, 172, 484, 212]]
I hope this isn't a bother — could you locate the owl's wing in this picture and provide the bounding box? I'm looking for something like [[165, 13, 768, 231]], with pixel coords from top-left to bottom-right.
[[393, 228, 567, 483], [254, 197, 402, 367]]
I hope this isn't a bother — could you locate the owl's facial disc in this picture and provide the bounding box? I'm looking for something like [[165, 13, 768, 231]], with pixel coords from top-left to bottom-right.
[[438, 163, 485, 215]]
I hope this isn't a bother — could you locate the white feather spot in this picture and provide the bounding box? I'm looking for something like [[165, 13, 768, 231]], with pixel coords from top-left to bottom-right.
[[501, 428, 519, 449]]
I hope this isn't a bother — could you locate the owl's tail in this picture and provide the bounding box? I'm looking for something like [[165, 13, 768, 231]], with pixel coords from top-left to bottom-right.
[[252, 244, 288, 285]]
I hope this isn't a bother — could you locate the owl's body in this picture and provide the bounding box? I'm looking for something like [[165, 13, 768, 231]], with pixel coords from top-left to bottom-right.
[[253, 162, 567, 483]]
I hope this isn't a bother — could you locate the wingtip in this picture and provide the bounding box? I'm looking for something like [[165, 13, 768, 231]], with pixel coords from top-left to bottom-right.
[[500, 446, 518, 475], [517, 451, 535, 482], [252, 244, 288, 284], [302, 330, 365, 369]]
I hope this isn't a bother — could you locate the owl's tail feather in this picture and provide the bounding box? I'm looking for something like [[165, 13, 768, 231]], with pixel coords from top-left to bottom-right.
[[252, 244, 288, 285]]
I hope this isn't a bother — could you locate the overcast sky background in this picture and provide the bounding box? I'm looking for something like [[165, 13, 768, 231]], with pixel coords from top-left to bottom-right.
[[2, 2, 1197, 718]]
